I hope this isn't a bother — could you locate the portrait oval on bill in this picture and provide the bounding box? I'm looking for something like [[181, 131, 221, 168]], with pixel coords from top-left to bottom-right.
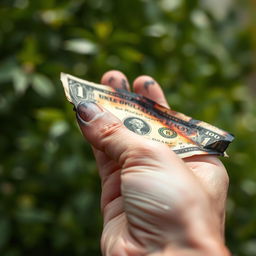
[[123, 117, 151, 135]]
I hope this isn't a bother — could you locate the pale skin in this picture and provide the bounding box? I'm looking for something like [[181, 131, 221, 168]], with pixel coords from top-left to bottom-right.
[[76, 70, 231, 256]]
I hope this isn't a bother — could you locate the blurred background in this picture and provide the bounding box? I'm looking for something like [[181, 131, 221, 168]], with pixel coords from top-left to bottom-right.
[[0, 0, 255, 255]]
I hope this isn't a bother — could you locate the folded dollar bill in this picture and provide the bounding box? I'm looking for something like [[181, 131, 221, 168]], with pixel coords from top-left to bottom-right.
[[60, 73, 234, 158]]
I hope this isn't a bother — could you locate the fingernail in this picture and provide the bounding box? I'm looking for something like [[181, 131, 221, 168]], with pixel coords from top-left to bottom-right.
[[144, 80, 155, 91], [121, 79, 128, 90], [76, 101, 103, 122]]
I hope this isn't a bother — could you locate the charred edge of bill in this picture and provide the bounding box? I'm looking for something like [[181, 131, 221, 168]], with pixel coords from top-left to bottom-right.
[[203, 140, 232, 154]]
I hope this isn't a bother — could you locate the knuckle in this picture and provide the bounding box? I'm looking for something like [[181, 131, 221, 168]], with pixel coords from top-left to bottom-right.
[[220, 175, 229, 191], [141, 139, 166, 151], [222, 170, 230, 189], [99, 121, 123, 139], [124, 140, 166, 163], [130, 140, 158, 155], [214, 164, 230, 192], [212, 171, 229, 201], [215, 160, 230, 191]]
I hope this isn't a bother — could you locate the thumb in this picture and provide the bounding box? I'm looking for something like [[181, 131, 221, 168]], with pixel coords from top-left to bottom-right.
[[76, 101, 174, 166]]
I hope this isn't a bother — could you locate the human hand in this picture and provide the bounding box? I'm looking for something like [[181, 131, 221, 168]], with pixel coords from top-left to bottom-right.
[[76, 71, 230, 256]]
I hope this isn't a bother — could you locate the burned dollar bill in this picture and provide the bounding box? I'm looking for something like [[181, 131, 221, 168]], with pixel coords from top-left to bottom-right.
[[60, 73, 234, 158]]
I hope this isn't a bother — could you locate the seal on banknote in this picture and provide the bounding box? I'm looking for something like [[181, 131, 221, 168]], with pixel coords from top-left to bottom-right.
[[158, 127, 177, 139]]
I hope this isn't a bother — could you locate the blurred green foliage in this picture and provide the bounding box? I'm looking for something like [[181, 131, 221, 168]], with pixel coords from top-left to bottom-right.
[[0, 0, 255, 255]]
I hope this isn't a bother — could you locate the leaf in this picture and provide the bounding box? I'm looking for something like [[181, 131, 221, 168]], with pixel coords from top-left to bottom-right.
[[64, 39, 98, 54], [12, 68, 29, 94], [49, 121, 69, 138], [94, 21, 113, 40], [15, 209, 52, 223], [0, 59, 17, 82], [191, 10, 210, 28], [144, 23, 167, 37], [32, 73, 55, 98], [36, 108, 64, 122], [118, 47, 144, 62], [160, 0, 183, 12], [200, 0, 233, 21]]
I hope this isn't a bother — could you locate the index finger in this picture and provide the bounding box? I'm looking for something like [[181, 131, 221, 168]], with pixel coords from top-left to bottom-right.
[[133, 75, 170, 109], [101, 70, 130, 91]]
